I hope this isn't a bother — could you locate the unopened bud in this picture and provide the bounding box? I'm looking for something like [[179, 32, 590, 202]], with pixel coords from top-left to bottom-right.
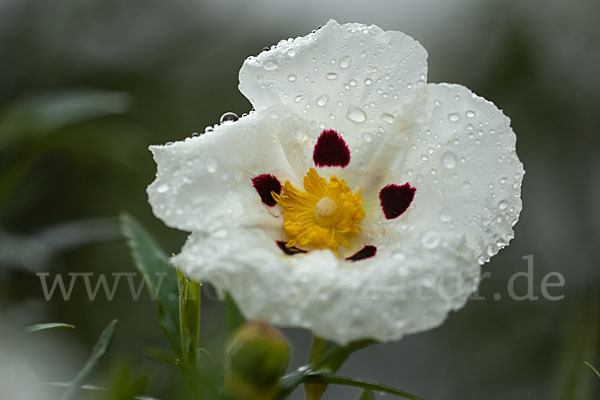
[[225, 320, 290, 400]]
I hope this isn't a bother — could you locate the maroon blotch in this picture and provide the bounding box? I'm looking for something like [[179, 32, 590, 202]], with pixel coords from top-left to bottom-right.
[[313, 129, 351, 168], [346, 245, 377, 262], [252, 174, 281, 207], [276, 241, 307, 255], [379, 183, 416, 219]]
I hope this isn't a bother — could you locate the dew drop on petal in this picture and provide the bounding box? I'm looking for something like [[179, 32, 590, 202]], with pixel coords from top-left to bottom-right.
[[338, 55, 352, 69], [157, 184, 170, 193], [442, 151, 457, 169], [448, 113, 461, 122], [316, 95, 329, 107], [206, 158, 217, 173], [466, 110, 476, 118], [287, 74, 297, 82], [364, 78, 372, 85], [326, 72, 339, 80], [346, 106, 366, 123], [381, 113, 394, 124], [439, 208, 452, 222], [392, 250, 405, 261], [421, 231, 440, 249], [220, 112, 238, 125], [263, 60, 279, 71], [362, 132, 372, 142], [498, 200, 508, 210]]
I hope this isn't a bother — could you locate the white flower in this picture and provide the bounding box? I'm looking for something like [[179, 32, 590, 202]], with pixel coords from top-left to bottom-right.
[[148, 20, 524, 345]]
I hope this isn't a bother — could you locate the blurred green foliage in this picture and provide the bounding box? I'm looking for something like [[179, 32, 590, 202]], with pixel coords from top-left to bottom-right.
[[1, 0, 599, 399]]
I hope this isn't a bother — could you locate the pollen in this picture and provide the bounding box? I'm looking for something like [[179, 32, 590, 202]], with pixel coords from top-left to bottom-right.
[[272, 168, 365, 252]]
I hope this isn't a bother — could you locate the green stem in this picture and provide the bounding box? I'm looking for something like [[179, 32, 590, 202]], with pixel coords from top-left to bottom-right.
[[306, 336, 326, 400]]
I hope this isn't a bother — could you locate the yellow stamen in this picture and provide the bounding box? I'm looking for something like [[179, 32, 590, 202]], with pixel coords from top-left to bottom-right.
[[272, 168, 365, 252]]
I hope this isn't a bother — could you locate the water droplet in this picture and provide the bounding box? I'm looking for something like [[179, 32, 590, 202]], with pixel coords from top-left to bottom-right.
[[346, 106, 366, 123], [204, 126, 214, 133], [439, 209, 452, 222], [364, 78, 372, 85], [338, 55, 352, 69], [448, 113, 461, 122], [267, 206, 281, 217], [294, 94, 304, 103], [326, 72, 339, 80], [157, 184, 170, 193], [316, 95, 329, 107], [206, 158, 217, 173], [381, 113, 394, 124], [263, 60, 279, 71], [392, 250, 405, 261], [498, 200, 508, 210], [362, 132, 372, 142], [287, 74, 297, 82], [442, 151, 457, 169], [466, 110, 476, 118], [421, 231, 440, 249], [220, 112, 238, 125]]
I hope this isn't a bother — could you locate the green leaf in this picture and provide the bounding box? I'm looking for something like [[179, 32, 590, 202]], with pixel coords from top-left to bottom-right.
[[313, 339, 375, 372], [304, 372, 422, 400], [585, 362, 600, 381], [25, 322, 75, 333], [0, 89, 131, 148], [224, 292, 245, 336], [177, 268, 202, 362], [182, 348, 225, 400], [120, 213, 181, 355], [554, 292, 599, 400], [358, 389, 375, 400], [102, 361, 149, 400], [60, 319, 118, 400], [276, 370, 306, 400], [197, 348, 225, 384]]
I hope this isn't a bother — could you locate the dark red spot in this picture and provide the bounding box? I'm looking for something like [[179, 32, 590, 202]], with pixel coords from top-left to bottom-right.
[[313, 129, 351, 168], [252, 174, 281, 207], [379, 183, 416, 219], [346, 245, 377, 261], [276, 241, 307, 255]]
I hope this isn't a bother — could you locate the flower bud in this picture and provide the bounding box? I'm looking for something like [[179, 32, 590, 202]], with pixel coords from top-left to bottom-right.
[[225, 320, 290, 400]]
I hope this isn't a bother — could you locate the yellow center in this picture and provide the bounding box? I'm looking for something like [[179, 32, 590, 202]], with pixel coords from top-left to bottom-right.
[[272, 168, 365, 252]]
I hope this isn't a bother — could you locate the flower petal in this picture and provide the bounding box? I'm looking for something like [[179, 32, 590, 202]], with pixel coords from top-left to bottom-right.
[[239, 20, 428, 176], [148, 110, 302, 233], [383, 83, 524, 263], [173, 226, 479, 345]]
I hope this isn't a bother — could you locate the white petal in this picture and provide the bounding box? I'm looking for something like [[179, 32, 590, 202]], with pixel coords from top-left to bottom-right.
[[239, 20, 428, 176], [376, 83, 524, 263], [148, 110, 306, 233], [174, 226, 479, 345]]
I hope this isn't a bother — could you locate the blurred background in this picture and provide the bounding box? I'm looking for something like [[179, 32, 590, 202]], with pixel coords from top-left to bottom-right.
[[1, 0, 599, 399]]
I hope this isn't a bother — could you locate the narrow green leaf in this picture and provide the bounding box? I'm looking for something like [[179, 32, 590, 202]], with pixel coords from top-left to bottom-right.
[[25, 322, 75, 333], [304, 372, 422, 400], [359, 389, 375, 400], [197, 348, 225, 383], [102, 361, 149, 400], [120, 213, 181, 355], [313, 339, 375, 372], [177, 268, 201, 362], [224, 292, 245, 336], [60, 319, 118, 400], [0, 89, 131, 148], [276, 370, 306, 400], [585, 362, 600, 381]]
